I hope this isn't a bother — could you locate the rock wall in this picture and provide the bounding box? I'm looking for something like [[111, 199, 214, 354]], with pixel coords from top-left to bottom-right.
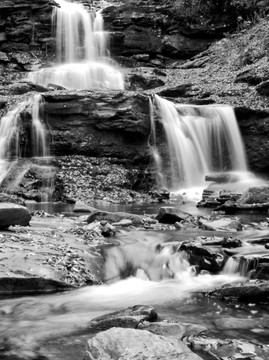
[[43, 90, 151, 163]]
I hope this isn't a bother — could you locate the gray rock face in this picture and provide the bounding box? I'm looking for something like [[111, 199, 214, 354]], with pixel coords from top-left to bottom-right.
[[0, 203, 31, 228], [83, 327, 203, 360], [43, 90, 151, 163]]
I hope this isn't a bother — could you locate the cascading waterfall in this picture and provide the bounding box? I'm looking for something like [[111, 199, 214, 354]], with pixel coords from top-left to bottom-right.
[[0, 95, 50, 188], [153, 95, 248, 190], [28, 0, 124, 90]]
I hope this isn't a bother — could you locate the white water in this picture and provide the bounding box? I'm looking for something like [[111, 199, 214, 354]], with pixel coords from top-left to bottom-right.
[[28, 0, 124, 90], [153, 95, 248, 191], [0, 260, 244, 343], [0, 95, 50, 185]]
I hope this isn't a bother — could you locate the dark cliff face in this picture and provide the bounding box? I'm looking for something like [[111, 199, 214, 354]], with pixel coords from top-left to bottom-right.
[[0, 0, 55, 53], [43, 90, 151, 163]]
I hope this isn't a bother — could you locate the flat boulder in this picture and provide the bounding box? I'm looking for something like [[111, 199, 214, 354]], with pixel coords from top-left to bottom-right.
[[156, 207, 191, 224], [208, 280, 269, 302], [88, 305, 157, 331], [87, 211, 142, 226], [0, 203, 31, 228], [198, 217, 242, 232], [83, 327, 203, 360]]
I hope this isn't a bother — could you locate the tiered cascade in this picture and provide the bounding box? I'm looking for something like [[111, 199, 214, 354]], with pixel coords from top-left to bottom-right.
[[152, 95, 248, 190], [28, 0, 124, 90]]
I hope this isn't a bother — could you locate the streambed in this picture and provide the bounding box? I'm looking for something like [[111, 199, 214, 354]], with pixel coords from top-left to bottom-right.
[[0, 207, 269, 359]]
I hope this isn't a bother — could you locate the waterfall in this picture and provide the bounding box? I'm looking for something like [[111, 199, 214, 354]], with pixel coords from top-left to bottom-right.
[[153, 95, 248, 191], [0, 95, 50, 187], [149, 97, 164, 188], [28, 0, 124, 90]]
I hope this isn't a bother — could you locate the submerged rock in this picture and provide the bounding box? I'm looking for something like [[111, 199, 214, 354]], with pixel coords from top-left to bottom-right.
[[83, 327, 203, 360], [0, 203, 31, 228]]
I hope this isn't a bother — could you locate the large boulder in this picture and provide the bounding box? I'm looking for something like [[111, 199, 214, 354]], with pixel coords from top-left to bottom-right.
[[156, 207, 191, 224], [0, 203, 31, 228], [179, 242, 225, 273], [83, 327, 203, 360]]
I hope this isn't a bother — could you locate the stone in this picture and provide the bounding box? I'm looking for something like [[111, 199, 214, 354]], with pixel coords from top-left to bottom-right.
[[87, 211, 143, 226], [205, 172, 243, 183], [157, 83, 192, 97], [138, 320, 207, 339], [256, 79, 269, 96], [236, 186, 269, 206], [101, 223, 116, 237], [0, 193, 25, 206], [179, 242, 225, 273], [83, 327, 203, 360], [208, 280, 269, 302], [88, 305, 157, 331], [198, 217, 243, 232], [0, 203, 31, 228], [112, 219, 132, 226], [156, 207, 190, 224], [221, 236, 242, 248], [128, 73, 165, 90], [0, 51, 9, 62]]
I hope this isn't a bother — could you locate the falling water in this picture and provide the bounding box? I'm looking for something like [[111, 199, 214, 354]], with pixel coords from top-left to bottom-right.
[[28, 0, 124, 90], [149, 97, 164, 188], [0, 95, 50, 187], [153, 95, 248, 190]]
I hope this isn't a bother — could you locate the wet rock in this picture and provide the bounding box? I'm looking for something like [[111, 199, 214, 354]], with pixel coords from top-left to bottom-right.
[[237, 186, 269, 206], [101, 223, 116, 237], [0, 277, 73, 296], [138, 320, 207, 339], [157, 83, 192, 98], [83, 327, 203, 360], [0, 81, 48, 95], [179, 242, 225, 273], [0, 193, 25, 206], [208, 280, 269, 302], [256, 79, 269, 96], [43, 91, 151, 163], [221, 236, 243, 248], [187, 336, 269, 360], [205, 172, 243, 183], [87, 211, 143, 226], [198, 217, 243, 232], [156, 207, 190, 224], [128, 73, 165, 90], [0, 203, 31, 228], [88, 305, 157, 331]]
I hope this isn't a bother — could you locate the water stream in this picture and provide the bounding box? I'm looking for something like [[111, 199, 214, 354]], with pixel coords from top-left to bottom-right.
[[152, 95, 249, 191], [28, 0, 124, 90]]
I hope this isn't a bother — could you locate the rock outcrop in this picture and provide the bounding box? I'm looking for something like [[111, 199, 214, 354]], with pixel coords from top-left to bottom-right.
[[0, 203, 31, 228]]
